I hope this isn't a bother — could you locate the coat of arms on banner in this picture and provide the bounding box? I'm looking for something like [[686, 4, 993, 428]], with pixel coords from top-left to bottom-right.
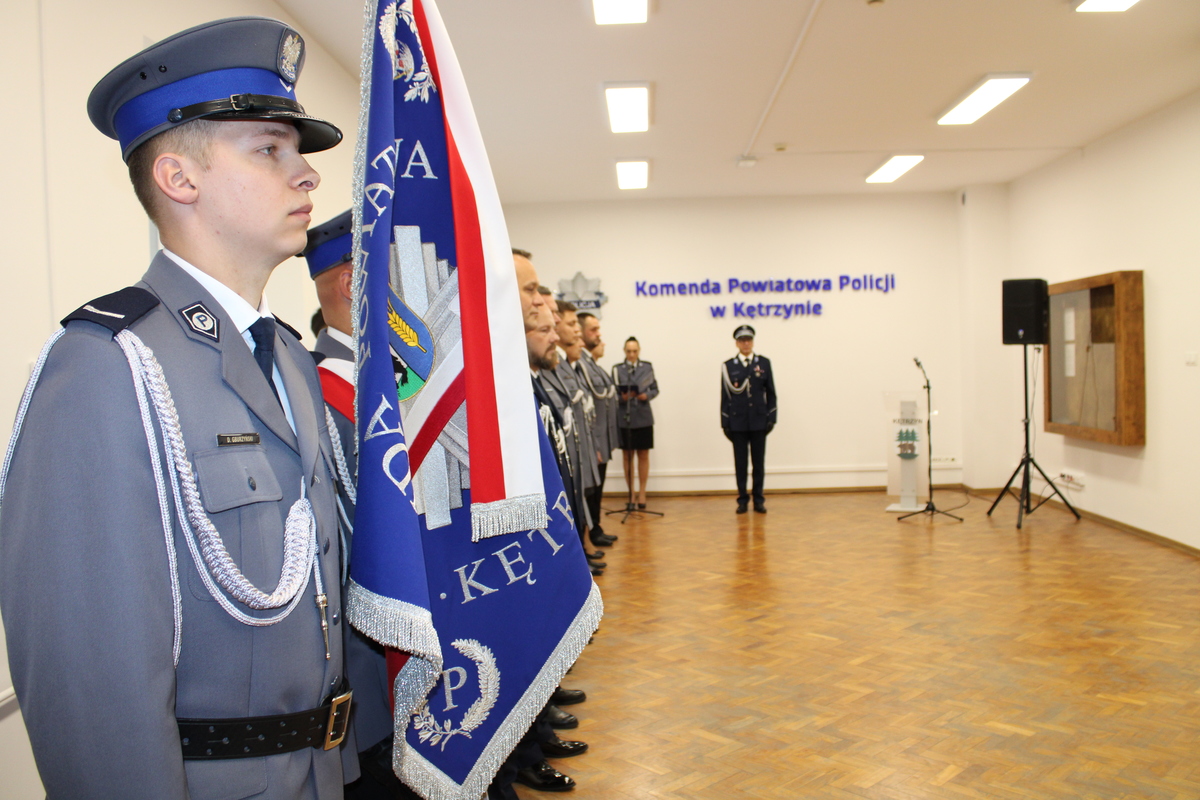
[[556, 272, 607, 314], [350, 2, 602, 798]]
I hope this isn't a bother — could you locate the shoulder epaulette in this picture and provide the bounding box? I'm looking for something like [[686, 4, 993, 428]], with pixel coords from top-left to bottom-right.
[[61, 287, 159, 333], [275, 316, 303, 342]]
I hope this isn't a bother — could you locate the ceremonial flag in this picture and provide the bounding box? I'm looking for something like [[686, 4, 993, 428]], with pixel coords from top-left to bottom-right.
[[347, 1, 602, 797]]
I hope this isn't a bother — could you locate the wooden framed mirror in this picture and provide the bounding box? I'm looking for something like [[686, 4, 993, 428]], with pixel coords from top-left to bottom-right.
[[1043, 271, 1144, 446]]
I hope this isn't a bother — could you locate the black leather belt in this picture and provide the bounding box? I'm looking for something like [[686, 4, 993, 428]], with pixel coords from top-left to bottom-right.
[[178, 683, 352, 760]]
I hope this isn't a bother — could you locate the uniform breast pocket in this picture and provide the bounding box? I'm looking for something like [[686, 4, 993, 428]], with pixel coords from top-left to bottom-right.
[[187, 446, 285, 601], [193, 445, 284, 513]]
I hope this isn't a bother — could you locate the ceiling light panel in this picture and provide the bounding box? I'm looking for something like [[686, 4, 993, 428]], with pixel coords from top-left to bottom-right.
[[593, 0, 648, 24], [866, 155, 924, 184], [616, 161, 649, 190], [605, 85, 650, 133], [938, 74, 1032, 125], [1074, 0, 1141, 10]]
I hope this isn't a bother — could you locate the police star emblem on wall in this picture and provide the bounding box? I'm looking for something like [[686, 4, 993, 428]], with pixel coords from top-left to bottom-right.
[[557, 272, 608, 315]]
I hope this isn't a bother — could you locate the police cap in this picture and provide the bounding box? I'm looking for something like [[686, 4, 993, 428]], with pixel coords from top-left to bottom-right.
[[88, 17, 342, 162], [733, 325, 755, 340], [302, 210, 353, 278]]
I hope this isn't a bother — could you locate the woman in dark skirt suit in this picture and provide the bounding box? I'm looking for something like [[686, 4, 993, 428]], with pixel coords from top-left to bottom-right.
[[612, 337, 658, 509]]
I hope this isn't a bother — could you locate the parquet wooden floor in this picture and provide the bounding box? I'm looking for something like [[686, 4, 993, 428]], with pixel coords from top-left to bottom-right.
[[535, 492, 1200, 800]]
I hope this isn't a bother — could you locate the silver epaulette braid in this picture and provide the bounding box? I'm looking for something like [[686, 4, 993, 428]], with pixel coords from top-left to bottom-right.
[[324, 406, 357, 505], [324, 407, 356, 585], [721, 362, 750, 395], [116, 331, 321, 628], [0, 329, 65, 503], [116, 334, 185, 665]]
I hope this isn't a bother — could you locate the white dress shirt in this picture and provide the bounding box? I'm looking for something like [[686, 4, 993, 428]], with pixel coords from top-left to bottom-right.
[[163, 249, 296, 434]]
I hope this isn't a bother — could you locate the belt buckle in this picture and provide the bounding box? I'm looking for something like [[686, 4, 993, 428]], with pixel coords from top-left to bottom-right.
[[323, 689, 353, 750]]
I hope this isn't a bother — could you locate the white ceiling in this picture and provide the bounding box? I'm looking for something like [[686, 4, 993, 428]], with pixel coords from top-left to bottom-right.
[[277, 0, 1200, 204]]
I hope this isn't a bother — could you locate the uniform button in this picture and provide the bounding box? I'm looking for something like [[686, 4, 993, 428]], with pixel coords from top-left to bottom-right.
[[323, 538, 330, 554], [248, 477, 257, 490]]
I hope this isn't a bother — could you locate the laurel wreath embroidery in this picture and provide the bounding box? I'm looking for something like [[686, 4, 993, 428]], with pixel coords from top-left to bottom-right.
[[388, 302, 428, 352], [412, 639, 500, 751], [379, 1, 437, 102]]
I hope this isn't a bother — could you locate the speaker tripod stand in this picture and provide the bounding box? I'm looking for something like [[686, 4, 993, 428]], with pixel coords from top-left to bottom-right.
[[987, 344, 1081, 529]]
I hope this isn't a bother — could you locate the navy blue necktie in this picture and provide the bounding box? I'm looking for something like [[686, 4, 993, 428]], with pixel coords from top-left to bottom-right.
[[249, 317, 281, 405]]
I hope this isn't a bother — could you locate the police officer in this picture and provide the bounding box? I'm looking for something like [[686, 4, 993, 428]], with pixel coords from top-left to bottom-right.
[[0, 19, 351, 798], [721, 325, 777, 513], [612, 338, 658, 510], [304, 212, 424, 800]]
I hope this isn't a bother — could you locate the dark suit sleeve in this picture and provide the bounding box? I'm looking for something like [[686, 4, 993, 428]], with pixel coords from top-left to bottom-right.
[[764, 357, 778, 428], [720, 363, 731, 429], [0, 324, 188, 798]]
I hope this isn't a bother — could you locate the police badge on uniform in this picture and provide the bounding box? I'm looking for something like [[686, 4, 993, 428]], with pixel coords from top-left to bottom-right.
[[180, 302, 220, 341]]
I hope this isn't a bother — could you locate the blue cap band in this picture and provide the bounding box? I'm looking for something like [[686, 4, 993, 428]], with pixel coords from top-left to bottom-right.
[[113, 67, 293, 153], [306, 232, 353, 278]]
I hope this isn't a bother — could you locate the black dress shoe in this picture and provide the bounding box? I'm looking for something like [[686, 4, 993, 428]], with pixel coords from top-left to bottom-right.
[[590, 565, 604, 576], [591, 525, 606, 538], [546, 704, 578, 730], [587, 560, 607, 569], [515, 761, 575, 792], [540, 734, 588, 758], [585, 550, 604, 561], [590, 533, 615, 547], [552, 687, 586, 705], [637, 503, 646, 509], [736, 502, 748, 514], [754, 502, 767, 514]]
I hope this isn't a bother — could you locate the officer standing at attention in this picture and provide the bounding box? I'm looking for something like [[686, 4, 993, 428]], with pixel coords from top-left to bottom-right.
[[0, 18, 353, 798], [304, 211, 423, 800], [721, 325, 778, 514]]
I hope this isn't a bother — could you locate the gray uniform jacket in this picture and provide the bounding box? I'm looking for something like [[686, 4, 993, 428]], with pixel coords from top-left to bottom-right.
[[556, 356, 601, 492], [0, 255, 350, 800], [538, 366, 593, 529], [576, 350, 618, 463], [612, 360, 659, 429], [311, 329, 394, 753]]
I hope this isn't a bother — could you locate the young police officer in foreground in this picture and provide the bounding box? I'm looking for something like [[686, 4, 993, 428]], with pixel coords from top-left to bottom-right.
[[0, 18, 353, 798]]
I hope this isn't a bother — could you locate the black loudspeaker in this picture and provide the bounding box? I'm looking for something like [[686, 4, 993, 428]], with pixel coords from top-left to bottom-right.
[[1002, 279, 1048, 345]]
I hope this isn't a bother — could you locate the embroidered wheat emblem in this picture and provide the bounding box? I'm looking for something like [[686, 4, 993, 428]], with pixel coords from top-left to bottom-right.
[[388, 302, 427, 352]]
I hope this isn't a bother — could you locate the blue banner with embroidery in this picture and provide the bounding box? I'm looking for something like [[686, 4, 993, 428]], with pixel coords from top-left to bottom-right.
[[347, 1, 601, 798]]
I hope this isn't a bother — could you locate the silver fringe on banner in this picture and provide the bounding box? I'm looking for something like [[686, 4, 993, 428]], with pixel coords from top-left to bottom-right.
[[398, 582, 603, 800]]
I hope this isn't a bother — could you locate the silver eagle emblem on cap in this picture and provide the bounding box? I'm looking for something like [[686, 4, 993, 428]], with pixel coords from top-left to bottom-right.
[[279, 33, 303, 83]]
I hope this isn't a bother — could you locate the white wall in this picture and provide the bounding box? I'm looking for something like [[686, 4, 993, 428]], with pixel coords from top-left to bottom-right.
[[1001, 91, 1200, 548], [0, 0, 360, 794], [506, 193, 966, 494]]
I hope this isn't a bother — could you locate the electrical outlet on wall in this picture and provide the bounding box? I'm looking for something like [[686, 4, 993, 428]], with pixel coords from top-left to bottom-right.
[[1059, 471, 1086, 490]]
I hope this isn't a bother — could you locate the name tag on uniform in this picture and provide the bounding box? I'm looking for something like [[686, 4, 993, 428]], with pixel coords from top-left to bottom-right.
[[217, 433, 261, 447]]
